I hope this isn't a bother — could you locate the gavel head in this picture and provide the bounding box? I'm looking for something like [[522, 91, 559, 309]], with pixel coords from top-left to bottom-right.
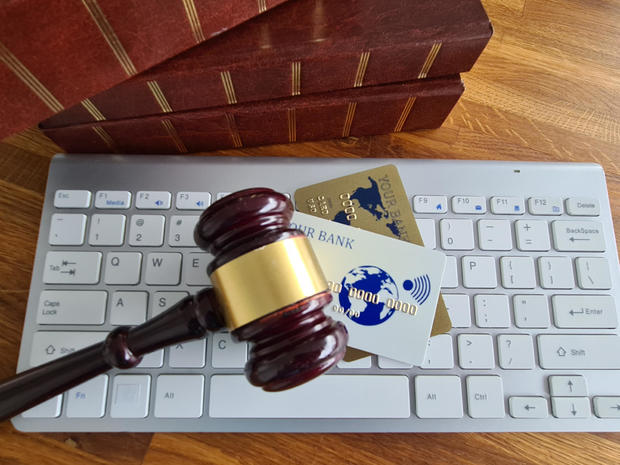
[[194, 188, 348, 391]]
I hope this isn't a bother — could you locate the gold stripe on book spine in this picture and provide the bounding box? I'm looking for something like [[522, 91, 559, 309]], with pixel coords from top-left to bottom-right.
[[225, 113, 243, 148], [288, 108, 296, 142], [257, 0, 268, 13], [394, 97, 417, 132], [417, 41, 442, 79], [147, 81, 173, 113], [353, 52, 370, 88], [81, 99, 106, 121], [291, 61, 301, 96], [0, 41, 64, 113], [220, 71, 238, 104], [182, 0, 206, 43], [161, 119, 188, 153], [81, 0, 138, 77], [92, 126, 116, 151], [342, 102, 357, 137]]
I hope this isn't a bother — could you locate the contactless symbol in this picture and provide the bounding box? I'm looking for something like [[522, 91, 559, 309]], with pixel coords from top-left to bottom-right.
[[403, 274, 431, 306]]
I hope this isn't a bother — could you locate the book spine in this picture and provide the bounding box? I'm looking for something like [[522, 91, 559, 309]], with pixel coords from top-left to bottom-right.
[[0, 0, 288, 138], [41, 76, 463, 154]]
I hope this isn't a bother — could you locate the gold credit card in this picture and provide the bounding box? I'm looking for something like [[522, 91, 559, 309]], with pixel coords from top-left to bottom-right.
[[295, 165, 452, 362]]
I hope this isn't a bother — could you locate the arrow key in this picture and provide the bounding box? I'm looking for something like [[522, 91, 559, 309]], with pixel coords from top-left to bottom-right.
[[593, 397, 620, 418], [548, 375, 587, 397], [509, 397, 548, 418], [551, 397, 590, 418]]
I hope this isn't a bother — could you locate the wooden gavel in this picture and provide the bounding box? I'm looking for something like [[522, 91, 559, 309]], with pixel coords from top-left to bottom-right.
[[0, 188, 348, 421]]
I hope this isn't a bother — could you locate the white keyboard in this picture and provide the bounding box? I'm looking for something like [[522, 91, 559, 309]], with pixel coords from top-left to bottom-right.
[[12, 154, 620, 432]]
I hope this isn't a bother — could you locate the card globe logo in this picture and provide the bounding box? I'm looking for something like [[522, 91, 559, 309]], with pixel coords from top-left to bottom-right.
[[337, 265, 399, 326]]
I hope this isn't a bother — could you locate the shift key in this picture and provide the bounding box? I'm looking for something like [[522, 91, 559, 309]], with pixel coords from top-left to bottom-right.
[[30, 332, 107, 367], [538, 335, 620, 369]]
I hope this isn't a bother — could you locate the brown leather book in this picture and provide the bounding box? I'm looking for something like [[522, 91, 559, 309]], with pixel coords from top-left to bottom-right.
[[41, 0, 491, 128], [0, 0, 288, 138], [40, 76, 463, 154]]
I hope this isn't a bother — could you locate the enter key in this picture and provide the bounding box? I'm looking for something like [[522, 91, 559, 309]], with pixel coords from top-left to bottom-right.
[[552, 295, 617, 328]]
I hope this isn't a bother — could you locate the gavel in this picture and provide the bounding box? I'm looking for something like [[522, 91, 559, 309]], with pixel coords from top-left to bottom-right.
[[0, 188, 348, 421]]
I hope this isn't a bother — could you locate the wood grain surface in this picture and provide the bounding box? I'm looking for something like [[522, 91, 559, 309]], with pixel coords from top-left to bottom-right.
[[0, 0, 619, 463]]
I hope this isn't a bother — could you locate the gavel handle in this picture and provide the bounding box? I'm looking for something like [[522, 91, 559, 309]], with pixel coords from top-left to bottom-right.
[[0, 288, 223, 422]]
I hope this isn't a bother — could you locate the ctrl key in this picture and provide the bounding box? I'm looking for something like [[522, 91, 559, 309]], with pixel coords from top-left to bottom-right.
[[110, 375, 150, 418]]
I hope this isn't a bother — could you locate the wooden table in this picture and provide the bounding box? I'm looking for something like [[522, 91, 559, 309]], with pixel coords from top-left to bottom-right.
[[1, 0, 619, 463]]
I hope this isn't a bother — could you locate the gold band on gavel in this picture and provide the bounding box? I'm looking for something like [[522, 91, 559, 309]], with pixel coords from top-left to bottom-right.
[[210, 236, 328, 330]]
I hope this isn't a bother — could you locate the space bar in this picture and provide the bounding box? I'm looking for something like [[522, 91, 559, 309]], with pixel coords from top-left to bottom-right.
[[209, 375, 410, 418]]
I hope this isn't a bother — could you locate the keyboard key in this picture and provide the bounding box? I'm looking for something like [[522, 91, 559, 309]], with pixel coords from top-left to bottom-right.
[[95, 190, 131, 209], [415, 375, 463, 418], [36, 290, 106, 325], [474, 294, 510, 328], [552, 220, 605, 252], [552, 295, 617, 329], [169, 339, 206, 368], [338, 356, 372, 369], [184, 253, 212, 286], [30, 331, 107, 367], [378, 356, 412, 369], [88, 214, 126, 246], [575, 257, 612, 290], [458, 334, 494, 369], [442, 294, 471, 328], [49, 213, 87, 245], [151, 291, 189, 317], [509, 397, 548, 418], [413, 195, 447, 214], [129, 215, 165, 246], [478, 220, 512, 251], [593, 397, 620, 418], [110, 375, 151, 418], [21, 395, 62, 418], [551, 397, 590, 418], [43, 251, 102, 284], [500, 256, 536, 289], [110, 291, 148, 325], [54, 189, 91, 208], [136, 191, 171, 209], [566, 197, 599, 216], [104, 252, 142, 285], [490, 196, 525, 215], [210, 375, 410, 418], [497, 334, 535, 369], [451, 196, 487, 214], [137, 349, 164, 368], [169, 215, 200, 247], [416, 218, 436, 249], [145, 253, 182, 285], [154, 375, 204, 418], [462, 256, 497, 288], [441, 256, 458, 288], [515, 220, 550, 251], [528, 197, 563, 215], [440, 219, 474, 250], [466, 376, 504, 418], [548, 375, 587, 397], [537, 335, 620, 369], [176, 191, 211, 210], [513, 294, 550, 328], [421, 334, 454, 369], [66, 375, 108, 418], [212, 333, 248, 368], [538, 256, 574, 289]]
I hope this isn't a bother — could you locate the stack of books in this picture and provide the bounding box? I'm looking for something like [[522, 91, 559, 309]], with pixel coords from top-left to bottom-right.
[[2, 0, 493, 152]]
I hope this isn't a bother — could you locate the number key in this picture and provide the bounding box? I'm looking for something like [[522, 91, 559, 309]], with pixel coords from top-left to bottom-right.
[[129, 215, 165, 246]]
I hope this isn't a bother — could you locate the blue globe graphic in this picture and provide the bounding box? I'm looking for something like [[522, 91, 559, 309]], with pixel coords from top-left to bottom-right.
[[338, 265, 399, 326]]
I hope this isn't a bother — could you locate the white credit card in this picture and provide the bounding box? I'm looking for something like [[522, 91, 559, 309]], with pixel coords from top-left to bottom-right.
[[291, 212, 446, 365]]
